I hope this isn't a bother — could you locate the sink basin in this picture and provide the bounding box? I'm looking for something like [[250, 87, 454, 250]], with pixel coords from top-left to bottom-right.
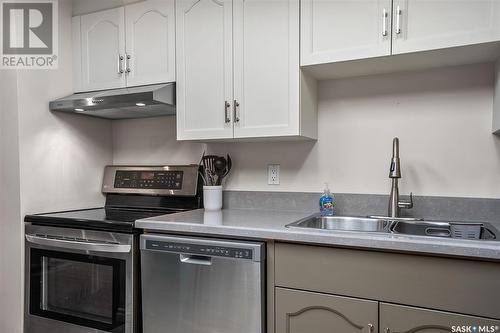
[[391, 220, 451, 237], [391, 220, 499, 240], [286, 215, 390, 233], [286, 214, 500, 241]]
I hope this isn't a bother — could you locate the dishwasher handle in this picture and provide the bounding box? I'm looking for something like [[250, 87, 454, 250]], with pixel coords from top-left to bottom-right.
[[180, 254, 212, 266]]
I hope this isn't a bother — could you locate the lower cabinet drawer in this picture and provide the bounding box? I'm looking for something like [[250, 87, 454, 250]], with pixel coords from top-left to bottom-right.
[[275, 287, 378, 333], [380, 303, 500, 333], [275, 242, 500, 319]]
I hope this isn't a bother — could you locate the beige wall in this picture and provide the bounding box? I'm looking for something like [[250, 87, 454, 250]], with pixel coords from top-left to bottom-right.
[[113, 63, 500, 198], [493, 60, 500, 133], [18, 0, 113, 215], [0, 1, 114, 332], [0, 71, 23, 333], [112, 116, 204, 165]]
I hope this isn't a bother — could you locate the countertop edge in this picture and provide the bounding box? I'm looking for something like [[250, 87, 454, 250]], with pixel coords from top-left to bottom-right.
[[135, 210, 500, 261]]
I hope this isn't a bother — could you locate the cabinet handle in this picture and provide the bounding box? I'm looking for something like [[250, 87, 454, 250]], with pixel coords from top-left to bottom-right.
[[117, 55, 124, 74], [368, 324, 374, 333], [385, 328, 391, 333], [382, 8, 388, 36], [224, 101, 231, 123], [233, 100, 240, 123], [395, 5, 402, 34], [126, 54, 131, 73]]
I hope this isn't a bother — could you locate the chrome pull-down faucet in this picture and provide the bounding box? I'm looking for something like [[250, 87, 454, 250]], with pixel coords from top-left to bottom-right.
[[388, 137, 413, 218]]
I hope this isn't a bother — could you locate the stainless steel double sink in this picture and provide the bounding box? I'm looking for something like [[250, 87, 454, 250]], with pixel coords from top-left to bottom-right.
[[285, 215, 500, 241]]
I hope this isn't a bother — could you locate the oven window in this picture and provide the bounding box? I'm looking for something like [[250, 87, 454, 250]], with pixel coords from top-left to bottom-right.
[[30, 248, 126, 332]]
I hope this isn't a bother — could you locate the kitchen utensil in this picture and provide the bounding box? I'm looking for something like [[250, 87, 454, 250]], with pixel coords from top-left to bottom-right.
[[201, 154, 219, 185], [214, 157, 227, 185], [198, 151, 207, 184], [222, 155, 232, 179], [200, 154, 232, 186]]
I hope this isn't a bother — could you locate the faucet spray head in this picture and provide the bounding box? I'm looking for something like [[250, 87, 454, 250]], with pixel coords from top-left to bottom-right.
[[389, 137, 401, 178]]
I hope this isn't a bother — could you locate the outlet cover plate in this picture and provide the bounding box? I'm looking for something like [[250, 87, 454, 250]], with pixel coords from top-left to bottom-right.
[[268, 164, 280, 185]]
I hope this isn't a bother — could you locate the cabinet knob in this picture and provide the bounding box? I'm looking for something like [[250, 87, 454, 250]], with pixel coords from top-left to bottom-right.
[[382, 9, 388, 37], [224, 101, 231, 123], [117, 55, 124, 74], [368, 323, 374, 333], [233, 100, 240, 123], [126, 54, 131, 73], [385, 328, 391, 333], [395, 6, 402, 35]]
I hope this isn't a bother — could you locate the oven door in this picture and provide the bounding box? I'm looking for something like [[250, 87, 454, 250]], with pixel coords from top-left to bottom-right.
[[24, 225, 136, 333]]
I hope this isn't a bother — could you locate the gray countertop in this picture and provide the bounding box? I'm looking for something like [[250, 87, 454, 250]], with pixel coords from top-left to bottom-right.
[[136, 208, 500, 260]]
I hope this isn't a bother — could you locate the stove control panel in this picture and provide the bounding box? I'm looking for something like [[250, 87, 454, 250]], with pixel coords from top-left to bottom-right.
[[102, 165, 199, 196], [114, 170, 183, 190]]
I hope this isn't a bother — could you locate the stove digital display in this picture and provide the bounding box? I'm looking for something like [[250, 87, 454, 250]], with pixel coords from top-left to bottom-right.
[[141, 172, 155, 180], [114, 170, 183, 190]]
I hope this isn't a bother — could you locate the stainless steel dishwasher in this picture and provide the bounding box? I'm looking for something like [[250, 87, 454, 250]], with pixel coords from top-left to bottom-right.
[[140, 234, 266, 333]]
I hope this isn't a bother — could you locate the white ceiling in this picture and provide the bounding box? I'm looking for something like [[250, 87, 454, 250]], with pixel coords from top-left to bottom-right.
[[72, 0, 145, 16]]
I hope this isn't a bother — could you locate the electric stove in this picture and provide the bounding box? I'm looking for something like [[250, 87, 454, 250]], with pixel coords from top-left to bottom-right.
[[23, 165, 202, 333]]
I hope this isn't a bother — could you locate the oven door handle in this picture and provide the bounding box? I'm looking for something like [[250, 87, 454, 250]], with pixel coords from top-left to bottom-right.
[[25, 234, 131, 253]]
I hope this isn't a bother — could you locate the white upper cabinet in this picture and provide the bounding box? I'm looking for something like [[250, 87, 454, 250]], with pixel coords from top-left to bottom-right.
[[80, 7, 126, 91], [176, 0, 234, 140], [301, 0, 500, 71], [392, 0, 500, 55], [176, 0, 317, 141], [75, 0, 175, 92], [300, 0, 392, 66], [125, 0, 176, 86], [72, 16, 83, 92], [233, 0, 300, 138]]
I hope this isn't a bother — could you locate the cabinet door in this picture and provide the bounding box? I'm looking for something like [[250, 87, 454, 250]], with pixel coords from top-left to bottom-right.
[[300, 0, 392, 66], [125, 0, 175, 86], [276, 288, 378, 333], [81, 7, 126, 91], [233, 0, 299, 138], [392, 0, 500, 55], [380, 303, 500, 333], [72, 16, 83, 92], [176, 0, 233, 140]]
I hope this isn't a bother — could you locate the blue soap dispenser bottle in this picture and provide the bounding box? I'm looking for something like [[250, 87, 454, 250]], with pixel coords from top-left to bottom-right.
[[319, 183, 334, 216]]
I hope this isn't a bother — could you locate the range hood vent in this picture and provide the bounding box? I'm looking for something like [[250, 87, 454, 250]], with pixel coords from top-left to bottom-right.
[[49, 83, 175, 120]]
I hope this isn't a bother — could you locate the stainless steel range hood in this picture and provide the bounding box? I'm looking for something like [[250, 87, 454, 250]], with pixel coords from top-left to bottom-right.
[[49, 83, 176, 120]]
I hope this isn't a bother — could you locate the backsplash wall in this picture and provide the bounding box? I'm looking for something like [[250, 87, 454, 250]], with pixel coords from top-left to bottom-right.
[[112, 63, 500, 199], [18, 0, 113, 214], [1, 1, 115, 332]]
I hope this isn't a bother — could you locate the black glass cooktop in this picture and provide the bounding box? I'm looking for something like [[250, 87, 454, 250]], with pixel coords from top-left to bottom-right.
[[24, 207, 181, 233]]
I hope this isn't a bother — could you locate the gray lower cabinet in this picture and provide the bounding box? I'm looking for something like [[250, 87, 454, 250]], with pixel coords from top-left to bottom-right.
[[275, 287, 378, 333], [275, 242, 500, 319], [274, 243, 500, 333], [380, 303, 500, 333]]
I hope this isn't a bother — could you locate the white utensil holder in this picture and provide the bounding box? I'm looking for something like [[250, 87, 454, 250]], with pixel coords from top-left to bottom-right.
[[203, 186, 223, 211]]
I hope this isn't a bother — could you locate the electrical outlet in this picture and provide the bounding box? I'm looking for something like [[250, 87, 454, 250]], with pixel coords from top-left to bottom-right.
[[267, 164, 280, 185]]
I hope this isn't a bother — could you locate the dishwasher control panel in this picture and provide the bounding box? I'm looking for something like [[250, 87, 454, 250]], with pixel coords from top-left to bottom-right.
[[145, 240, 253, 259]]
